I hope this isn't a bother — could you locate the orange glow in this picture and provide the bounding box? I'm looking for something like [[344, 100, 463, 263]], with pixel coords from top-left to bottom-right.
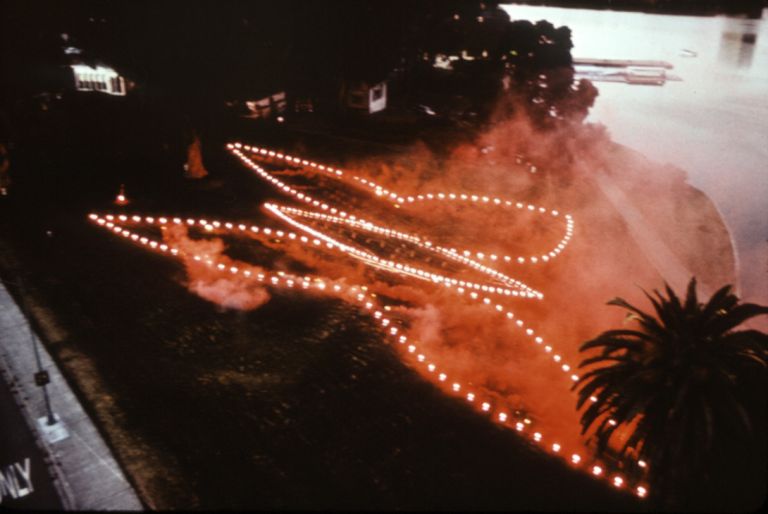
[[85, 140, 652, 497], [114, 184, 129, 206]]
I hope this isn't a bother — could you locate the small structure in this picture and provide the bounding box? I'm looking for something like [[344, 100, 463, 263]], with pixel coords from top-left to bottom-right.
[[341, 81, 387, 114], [574, 58, 680, 86], [184, 135, 208, 179], [70, 64, 127, 96], [245, 91, 287, 119], [293, 96, 314, 113], [626, 67, 667, 85]]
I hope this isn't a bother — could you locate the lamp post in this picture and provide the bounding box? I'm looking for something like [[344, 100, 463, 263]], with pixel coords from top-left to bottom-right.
[[10, 276, 57, 425], [30, 328, 57, 426]]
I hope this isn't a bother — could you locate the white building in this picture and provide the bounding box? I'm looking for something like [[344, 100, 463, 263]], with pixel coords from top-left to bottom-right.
[[342, 81, 387, 114], [245, 91, 287, 118], [70, 64, 126, 96]]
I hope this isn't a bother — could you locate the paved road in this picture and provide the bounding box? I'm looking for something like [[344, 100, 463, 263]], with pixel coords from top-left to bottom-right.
[[0, 373, 63, 509], [594, 168, 706, 297], [0, 281, 142, 510]]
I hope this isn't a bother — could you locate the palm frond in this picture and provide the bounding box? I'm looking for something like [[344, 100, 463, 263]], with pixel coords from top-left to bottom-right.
[[575, 278, 768, 500], [683, 277, 699, 315], [700, 284, 737, 321], [579, 329, 656, 351], [707, 303, 768, 336], [578, 355, 637, 368], [607, 296, 666, 337]]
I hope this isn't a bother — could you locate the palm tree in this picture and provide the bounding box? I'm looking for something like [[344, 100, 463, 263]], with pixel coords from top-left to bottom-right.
[[574, 278, 768, 510]]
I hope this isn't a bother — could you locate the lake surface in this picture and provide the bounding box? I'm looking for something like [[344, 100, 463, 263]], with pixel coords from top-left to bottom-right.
[[502, 4, 768, 313]]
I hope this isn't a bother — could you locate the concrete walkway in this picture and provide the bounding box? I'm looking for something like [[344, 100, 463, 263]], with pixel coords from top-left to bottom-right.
[[594, 168, 709, 298], [0, 281, 142, 510]]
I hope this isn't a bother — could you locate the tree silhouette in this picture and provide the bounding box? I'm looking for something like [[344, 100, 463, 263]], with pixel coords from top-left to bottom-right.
[[574, 278, 767, 510]]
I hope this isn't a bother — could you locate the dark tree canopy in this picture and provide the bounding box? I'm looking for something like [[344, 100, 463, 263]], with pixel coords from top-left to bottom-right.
[[0, 0, 601, 153], [574, 278, 768, 510]]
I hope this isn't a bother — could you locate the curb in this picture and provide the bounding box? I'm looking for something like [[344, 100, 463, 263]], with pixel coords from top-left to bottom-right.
[[0, 281, 143, 510]]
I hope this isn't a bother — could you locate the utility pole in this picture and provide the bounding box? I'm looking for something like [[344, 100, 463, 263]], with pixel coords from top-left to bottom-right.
[[13, 276, 57, 425], [31, 327, 57, 426]]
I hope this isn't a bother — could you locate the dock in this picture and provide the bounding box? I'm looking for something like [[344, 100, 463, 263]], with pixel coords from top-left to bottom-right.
[[573, 57, 674, 69]]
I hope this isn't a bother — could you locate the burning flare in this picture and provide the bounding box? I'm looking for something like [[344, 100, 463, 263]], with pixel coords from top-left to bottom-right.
[[114, 184, 129, 206]]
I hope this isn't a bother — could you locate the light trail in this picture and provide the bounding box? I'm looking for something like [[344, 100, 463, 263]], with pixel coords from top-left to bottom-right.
[[87, 141, 649, 499]]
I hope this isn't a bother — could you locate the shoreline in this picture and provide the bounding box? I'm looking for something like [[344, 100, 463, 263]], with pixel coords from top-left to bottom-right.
[[503, 1, 766, 19], [605, 141, 738, 293]]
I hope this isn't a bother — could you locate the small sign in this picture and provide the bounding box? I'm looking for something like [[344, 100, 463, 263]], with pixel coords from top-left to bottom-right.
[[33, 371, 50, 387]]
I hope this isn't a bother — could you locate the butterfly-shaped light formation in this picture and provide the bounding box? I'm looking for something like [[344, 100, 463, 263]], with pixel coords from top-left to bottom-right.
[[88, 141, 649, 499]]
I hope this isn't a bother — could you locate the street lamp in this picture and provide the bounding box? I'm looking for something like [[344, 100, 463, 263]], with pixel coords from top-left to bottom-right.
[[30, 329, 57, 426], [8, 276, 57, 425]]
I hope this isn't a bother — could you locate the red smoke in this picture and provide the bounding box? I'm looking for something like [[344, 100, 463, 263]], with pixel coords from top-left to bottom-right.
[[162, 224, 271, 310], [158, 109, 733, 466]]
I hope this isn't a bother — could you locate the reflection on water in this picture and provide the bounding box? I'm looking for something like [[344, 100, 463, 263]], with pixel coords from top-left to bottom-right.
[[502, 4, 768, 320], [719, 17, 759, 68]]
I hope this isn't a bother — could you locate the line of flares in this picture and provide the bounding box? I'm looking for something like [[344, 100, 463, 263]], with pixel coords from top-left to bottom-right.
[[87, 141, 649, 500]]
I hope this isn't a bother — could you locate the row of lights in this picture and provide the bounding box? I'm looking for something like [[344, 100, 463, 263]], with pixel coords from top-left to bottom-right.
[[225, 142, 650, 497], [231, 142, 574, 266], [227, 144, 588, 390], [232, 145, 544, 296], [387, 191, 573, 266], [90, 211, 571, 385], [90, 141, 649, 498], [88, 211, 647, 499], [261, 203, 585, 389], [270, 204, 541, 299], [229, 145, 557, 297]]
